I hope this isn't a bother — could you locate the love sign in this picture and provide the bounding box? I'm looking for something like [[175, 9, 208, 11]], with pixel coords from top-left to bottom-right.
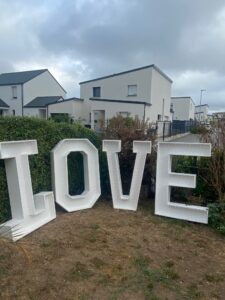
[[0, 139, 211, 241]]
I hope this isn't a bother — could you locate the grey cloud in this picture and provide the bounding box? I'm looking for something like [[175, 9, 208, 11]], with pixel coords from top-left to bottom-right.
[[0, 0, 225, 111]]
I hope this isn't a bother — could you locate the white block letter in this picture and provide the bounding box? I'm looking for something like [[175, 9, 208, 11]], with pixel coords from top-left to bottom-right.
[[155, 142, 211, 224], [0, 140, 56, 241], [51, 139, 101, 211], [103, 140, 151, 210]]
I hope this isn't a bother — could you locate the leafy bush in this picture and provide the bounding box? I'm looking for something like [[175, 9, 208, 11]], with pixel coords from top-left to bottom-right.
[[201, 119, 225, 202], [208, 203, 225, 235], [190, 124, 208, 134], [50, 113, 71, 123], [100, 115, 156, 197], [171, 156, 216, 205], [0, 117, 102, 223]]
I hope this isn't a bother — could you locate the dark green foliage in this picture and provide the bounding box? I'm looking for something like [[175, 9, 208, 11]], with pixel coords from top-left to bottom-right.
[[190, 124, 208, 134], [171, 156, 216, 204], [0, 116, 102, 222], [50, 113, 71, 123], [208, 203, 225, 235]]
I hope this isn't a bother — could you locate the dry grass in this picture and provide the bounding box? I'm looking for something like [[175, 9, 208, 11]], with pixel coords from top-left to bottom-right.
[[1, 200, 225, 300]]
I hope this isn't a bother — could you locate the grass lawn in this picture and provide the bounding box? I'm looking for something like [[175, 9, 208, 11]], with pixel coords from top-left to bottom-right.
[[1, 200, 225, 300]]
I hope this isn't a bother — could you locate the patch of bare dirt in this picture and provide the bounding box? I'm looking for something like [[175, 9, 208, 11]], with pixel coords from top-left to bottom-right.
[[1, 200, 225, 300]]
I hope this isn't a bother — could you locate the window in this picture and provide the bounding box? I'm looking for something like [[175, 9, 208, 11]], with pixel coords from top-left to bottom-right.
[[127, 85, 137, 96], [12, 86, 17, 99], [93, 87, 101, 97], [157, 114, 162, 121], [12, 109, 15, 116]]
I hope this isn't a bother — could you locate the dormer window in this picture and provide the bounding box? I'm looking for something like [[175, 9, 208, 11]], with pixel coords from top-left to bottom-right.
[[127, 84, 137, 96], [93, 87, 101, 97], [12, 86, 17, 99]]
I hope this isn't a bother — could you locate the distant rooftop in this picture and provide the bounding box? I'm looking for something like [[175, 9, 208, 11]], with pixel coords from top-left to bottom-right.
[[79, 64, 173, 84], [171, 96, 192, 99], [0, 69, 47, 86], [47, 97, 84, 105], [195, 104, 209, 107], [24, 96, 63, 108], [171, 96, 195, 105]]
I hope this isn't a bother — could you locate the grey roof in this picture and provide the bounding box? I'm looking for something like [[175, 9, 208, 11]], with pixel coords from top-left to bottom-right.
[[171, 96, 192, 99], [47, 97, 83, 106], [0, 69, 47, 86], [0, 98, 9, 108], [80, 64, 173, 84], [89, 97, 151, 106], [195, 104, 209, 107], [24, 96, 63, 108]]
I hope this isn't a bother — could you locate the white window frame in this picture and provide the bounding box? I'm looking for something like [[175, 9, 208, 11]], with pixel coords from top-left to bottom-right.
[[12, 86, 17, 99], [127, 84, 137, 96]]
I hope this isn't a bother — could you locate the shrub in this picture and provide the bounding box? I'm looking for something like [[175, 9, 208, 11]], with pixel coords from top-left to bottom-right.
[[208, 203, 225, 235], [190, 124, 208, 135], [50, 113, 71, 123], [100, 116, 156, 197], [201, 119, 225, 202], [0, 117, 102, 223]]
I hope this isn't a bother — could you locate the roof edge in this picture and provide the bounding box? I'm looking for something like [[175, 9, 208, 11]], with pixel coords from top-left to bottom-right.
[[171, 96, 192, 99], [79, 64, 173, 85], [89, 97, 151, 106], [47, 97, 84, 106]]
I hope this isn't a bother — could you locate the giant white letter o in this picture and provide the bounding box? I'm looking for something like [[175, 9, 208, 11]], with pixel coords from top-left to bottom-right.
[[51, 139, 101, 212]]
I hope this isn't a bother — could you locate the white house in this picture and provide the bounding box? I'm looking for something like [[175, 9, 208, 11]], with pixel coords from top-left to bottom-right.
[[171, 97, 195, 121], [195, 104, 209, 122], [47, 97, 84, 122], [0, 69, 66, 118], [212, 112, 225, 119], [79, 65, 173, 129]]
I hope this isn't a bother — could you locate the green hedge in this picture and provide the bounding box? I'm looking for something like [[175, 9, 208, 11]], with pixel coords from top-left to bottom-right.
[[0, 117, 107, 223]]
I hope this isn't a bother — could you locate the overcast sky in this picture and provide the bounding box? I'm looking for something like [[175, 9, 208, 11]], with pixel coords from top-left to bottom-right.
[[1, 0, 225, 112]]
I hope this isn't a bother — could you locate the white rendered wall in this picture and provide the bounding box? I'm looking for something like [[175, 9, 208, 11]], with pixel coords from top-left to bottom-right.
[[23, 107, 47, 119], [80, 68, 152, 123], [80, 67, 172, 124], [48, 100, 84, 121], [195, 105, 209, 121], [91, 100, 145, 121], [23, 71, 66, 105], [149, 68, 172, 122], [81, 68, 152, 102], [24, 108, 44, 118], [0, 85, 23, 115], [172, 97, 195, 120]]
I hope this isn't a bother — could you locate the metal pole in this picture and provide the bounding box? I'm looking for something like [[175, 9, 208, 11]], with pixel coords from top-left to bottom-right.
[[199, 89, 206, 121], [200, 89, 206, 106]]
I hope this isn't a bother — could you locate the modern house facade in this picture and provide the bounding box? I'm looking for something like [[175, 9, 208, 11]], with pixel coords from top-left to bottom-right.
[[79, 65, 173, 129], [171, 97, 195, 121], [0, 69, 66, 118], [195, 104, 209, 122]]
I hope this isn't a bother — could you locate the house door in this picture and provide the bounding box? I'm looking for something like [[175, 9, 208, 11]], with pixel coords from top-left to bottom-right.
[[93, 110, 105, 131]]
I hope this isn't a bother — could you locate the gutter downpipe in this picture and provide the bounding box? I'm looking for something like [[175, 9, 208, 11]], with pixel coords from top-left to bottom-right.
[[143, 103, 146, 122], [21, 84, 24, 116]]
